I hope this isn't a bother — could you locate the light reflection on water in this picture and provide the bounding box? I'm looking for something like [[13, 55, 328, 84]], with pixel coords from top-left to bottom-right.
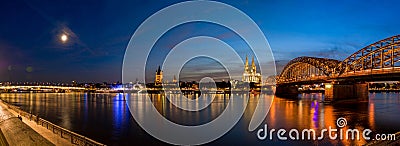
[[0, 92, 399, 145]]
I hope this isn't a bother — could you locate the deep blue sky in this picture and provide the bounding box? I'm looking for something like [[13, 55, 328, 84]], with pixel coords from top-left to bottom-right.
[[1, 0, 399, 83]]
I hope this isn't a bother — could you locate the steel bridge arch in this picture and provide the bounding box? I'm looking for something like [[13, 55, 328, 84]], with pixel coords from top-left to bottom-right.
[[336, 35, 400, 75], [278, 57, 341, 84]]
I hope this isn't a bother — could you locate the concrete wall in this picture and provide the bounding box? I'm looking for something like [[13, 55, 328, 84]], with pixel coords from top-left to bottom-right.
[[325, 83, 368, 101], [276, 85, 299, 98], [354, 83, 369, 101]]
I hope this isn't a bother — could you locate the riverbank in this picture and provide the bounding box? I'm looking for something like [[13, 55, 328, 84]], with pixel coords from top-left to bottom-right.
[[0, 100, 54, 145], [0, 100, 105, 146]]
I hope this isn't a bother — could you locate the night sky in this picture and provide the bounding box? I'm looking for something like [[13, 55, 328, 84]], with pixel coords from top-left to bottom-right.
[[1, 0, 400, 83]]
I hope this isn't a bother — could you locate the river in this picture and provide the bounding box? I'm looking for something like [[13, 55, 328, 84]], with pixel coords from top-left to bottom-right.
[[0, 92, 399, 145]]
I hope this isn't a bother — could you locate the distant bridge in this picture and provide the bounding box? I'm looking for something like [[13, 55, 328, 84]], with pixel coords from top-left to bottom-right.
[[276, 35, 400, 100], [0, 85, 85, 92]]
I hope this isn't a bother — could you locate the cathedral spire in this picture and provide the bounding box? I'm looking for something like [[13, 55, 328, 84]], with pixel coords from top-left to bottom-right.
[[244, 55, 249, 73], [155, 65, 163, 85], [242, 55, 261, 84], [251, 56, 256, 73], [173, 75, 177, 83], [157, 66, 161, 75]]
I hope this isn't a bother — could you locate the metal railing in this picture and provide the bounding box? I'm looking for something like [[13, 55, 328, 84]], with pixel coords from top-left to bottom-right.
[[4, 102, 105, 146]]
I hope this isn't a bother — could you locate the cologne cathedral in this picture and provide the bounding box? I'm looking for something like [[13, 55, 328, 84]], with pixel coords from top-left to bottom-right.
[[242, 55, 262, 84]]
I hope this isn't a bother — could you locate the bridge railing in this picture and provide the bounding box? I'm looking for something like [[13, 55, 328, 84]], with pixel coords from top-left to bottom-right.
[[339, 67, 400, 77], [278, 76, 328, 84], [4, 102, 105, 146]]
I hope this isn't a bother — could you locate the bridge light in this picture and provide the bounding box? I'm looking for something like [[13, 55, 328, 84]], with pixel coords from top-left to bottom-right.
[[325, 84, 332, 89]]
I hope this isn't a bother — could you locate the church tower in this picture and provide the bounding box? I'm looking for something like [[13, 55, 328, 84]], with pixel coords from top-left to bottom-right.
[[242, 55, 262, 84], [155, 66, 163, 85], [244, 55, 249, 73], [173, 75, 177, 83], [251, 56, 256, 73]]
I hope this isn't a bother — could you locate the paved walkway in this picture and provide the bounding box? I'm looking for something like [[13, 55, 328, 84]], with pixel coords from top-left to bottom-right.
[[0, 101, 71, 146]]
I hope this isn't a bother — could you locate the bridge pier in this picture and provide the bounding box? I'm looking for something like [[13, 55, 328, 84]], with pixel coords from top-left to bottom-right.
[[324, 82, 368, 101], [275, 85, 299, 98]]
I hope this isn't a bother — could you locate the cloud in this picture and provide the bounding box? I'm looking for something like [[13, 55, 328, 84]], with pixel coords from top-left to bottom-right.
[[311, 46, 357, 60], [273, 41, 359, 61], [274, 59, 290, 74]]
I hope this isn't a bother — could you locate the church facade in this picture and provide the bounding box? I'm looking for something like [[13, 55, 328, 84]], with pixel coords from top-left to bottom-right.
[[155, 66, 163, 85], [242, 55, 262, 84]]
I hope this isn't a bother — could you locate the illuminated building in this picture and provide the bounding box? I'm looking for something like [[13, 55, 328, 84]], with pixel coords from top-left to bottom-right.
[[242, 55, 262, 83], [155, 66, 163, 85], [173, 75, 177, 83]]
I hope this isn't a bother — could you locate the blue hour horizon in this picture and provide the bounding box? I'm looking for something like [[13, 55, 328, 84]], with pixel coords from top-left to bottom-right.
[[1, 0, 400, 83]]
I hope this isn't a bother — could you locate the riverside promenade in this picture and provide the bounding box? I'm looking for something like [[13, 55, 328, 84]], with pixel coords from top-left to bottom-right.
[[0, 99, 105, 146], [0, 100, 55, 145]]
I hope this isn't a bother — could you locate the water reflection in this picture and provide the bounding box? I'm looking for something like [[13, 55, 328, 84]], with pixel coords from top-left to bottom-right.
[[0, 92, 399, 145]]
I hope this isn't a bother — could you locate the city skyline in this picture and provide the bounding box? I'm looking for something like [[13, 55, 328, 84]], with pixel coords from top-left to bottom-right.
[[1, 1, 399, 146], [1, 0, 400, 82]]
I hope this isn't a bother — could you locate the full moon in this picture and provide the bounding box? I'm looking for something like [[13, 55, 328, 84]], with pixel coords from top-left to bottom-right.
[[61, 34, 68, 42]]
